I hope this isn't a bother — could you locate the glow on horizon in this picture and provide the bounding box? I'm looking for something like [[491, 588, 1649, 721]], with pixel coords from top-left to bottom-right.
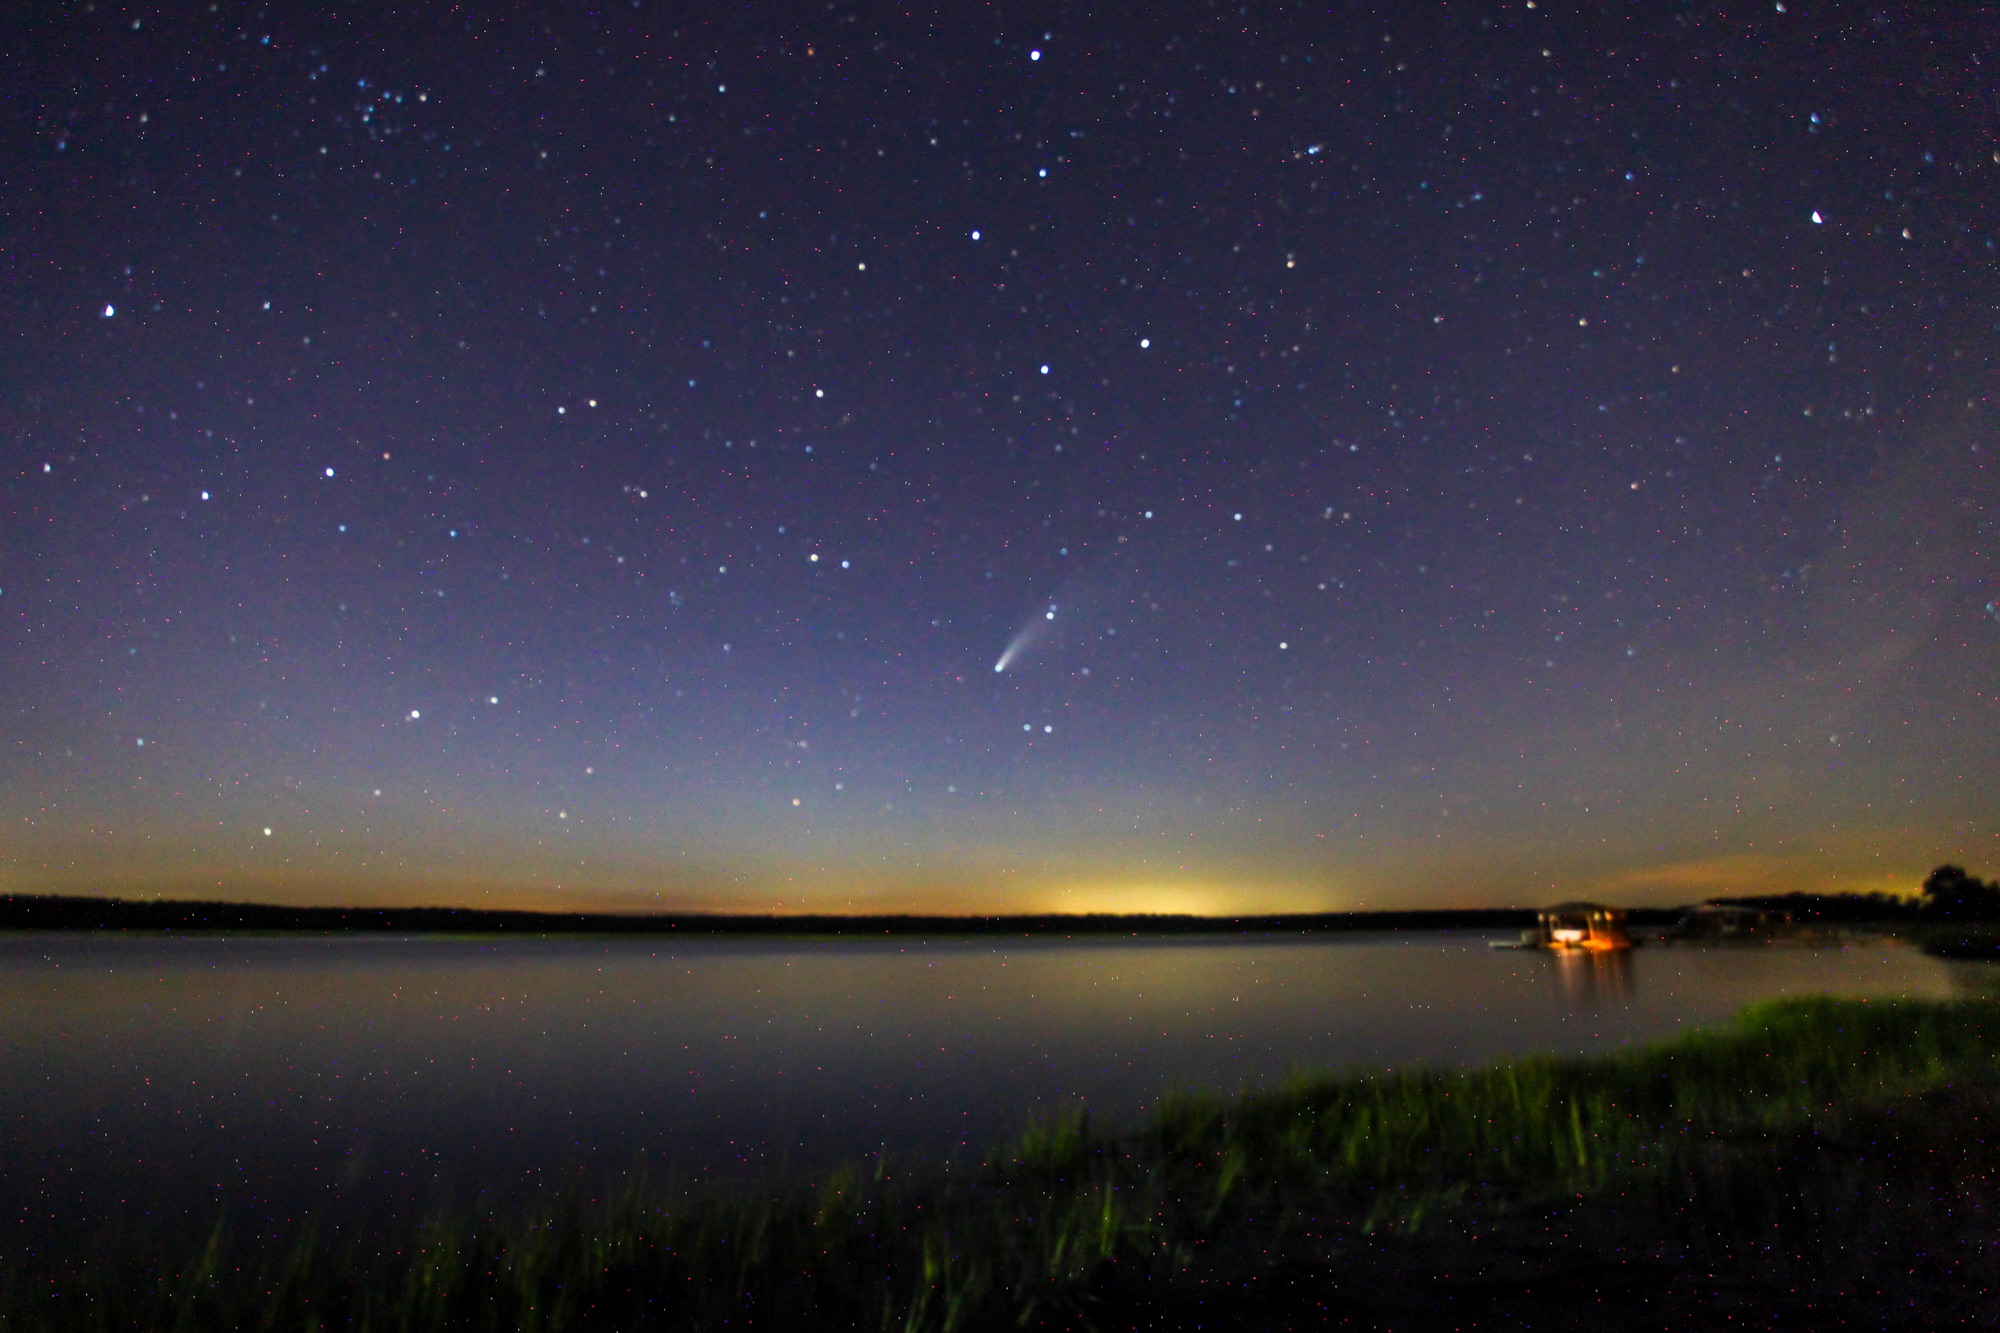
[[1023, 879, 1330, 917]]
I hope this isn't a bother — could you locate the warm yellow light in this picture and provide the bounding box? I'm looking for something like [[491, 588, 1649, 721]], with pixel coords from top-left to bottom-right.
[[1029, 880, 1292, 917]]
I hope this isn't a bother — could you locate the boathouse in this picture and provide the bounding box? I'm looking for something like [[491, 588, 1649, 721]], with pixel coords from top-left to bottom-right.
[[1535, 901, 1633, 951]]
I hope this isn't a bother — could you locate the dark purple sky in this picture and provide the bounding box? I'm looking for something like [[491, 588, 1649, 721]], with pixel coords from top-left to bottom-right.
[[4, 1, 1995, 912]]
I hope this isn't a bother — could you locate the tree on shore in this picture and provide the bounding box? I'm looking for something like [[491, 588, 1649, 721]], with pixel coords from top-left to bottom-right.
[[1920, 865, 2000, 920]]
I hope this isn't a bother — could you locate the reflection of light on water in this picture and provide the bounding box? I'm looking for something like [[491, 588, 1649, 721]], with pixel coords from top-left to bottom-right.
[[1545, 947, 1635, 1008], [0, 931, 1962, 1240]]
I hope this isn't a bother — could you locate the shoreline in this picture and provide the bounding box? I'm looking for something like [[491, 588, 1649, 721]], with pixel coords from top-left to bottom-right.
[[0, 892, 1693, 937], [7, 991, 1996, 1329]]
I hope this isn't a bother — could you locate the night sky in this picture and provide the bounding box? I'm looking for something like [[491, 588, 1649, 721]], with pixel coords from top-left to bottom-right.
[[4, 2, 1995, 914]]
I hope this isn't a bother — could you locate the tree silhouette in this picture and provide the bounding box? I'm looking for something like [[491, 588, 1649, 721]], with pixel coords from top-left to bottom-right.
[[1920, 864, 2000, 920]]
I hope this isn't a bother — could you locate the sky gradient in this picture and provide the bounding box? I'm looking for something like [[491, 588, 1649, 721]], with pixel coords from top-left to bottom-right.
[[4, 1, 1996, 913]]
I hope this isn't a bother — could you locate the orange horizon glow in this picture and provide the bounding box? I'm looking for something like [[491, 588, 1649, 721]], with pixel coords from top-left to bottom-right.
[[0, 841, 1944, 916]]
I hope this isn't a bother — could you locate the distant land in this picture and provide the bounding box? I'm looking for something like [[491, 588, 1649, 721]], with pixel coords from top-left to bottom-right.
[[0, 894, 1696, 936]]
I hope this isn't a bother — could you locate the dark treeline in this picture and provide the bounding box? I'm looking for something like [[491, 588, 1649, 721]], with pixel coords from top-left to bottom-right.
[[1706, 892, 1925, 922], [1907, 865, 2000, 960], [0, 895, 1690, 936], [12, 874, 1995, 938], [1712, 865, 1999, 925], [1914, 865, 2000, 919]]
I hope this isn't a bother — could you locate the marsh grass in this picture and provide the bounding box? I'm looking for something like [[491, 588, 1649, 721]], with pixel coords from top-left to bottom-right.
[[5, 996, 1996, 1331]]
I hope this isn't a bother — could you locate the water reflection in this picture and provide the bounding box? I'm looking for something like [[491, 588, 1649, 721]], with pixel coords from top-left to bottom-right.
[[1544, 946, 1635, 1007], [1947, 957, 2000, 999], [0, 930, 1957, 1242]]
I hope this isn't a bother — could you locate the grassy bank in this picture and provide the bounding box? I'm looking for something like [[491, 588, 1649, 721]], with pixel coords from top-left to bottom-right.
[[6, 995, 1997, 1331]]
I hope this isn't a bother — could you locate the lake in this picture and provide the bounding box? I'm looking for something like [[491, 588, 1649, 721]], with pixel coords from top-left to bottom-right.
[[0, 930, 1969, 1243]]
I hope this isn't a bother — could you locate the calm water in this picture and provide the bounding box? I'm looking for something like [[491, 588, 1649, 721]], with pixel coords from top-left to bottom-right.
[[0, 930, 1969, 1240]]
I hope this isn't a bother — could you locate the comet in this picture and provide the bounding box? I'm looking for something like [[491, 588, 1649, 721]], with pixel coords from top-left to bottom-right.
[[993, 604, 1059, 672]]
